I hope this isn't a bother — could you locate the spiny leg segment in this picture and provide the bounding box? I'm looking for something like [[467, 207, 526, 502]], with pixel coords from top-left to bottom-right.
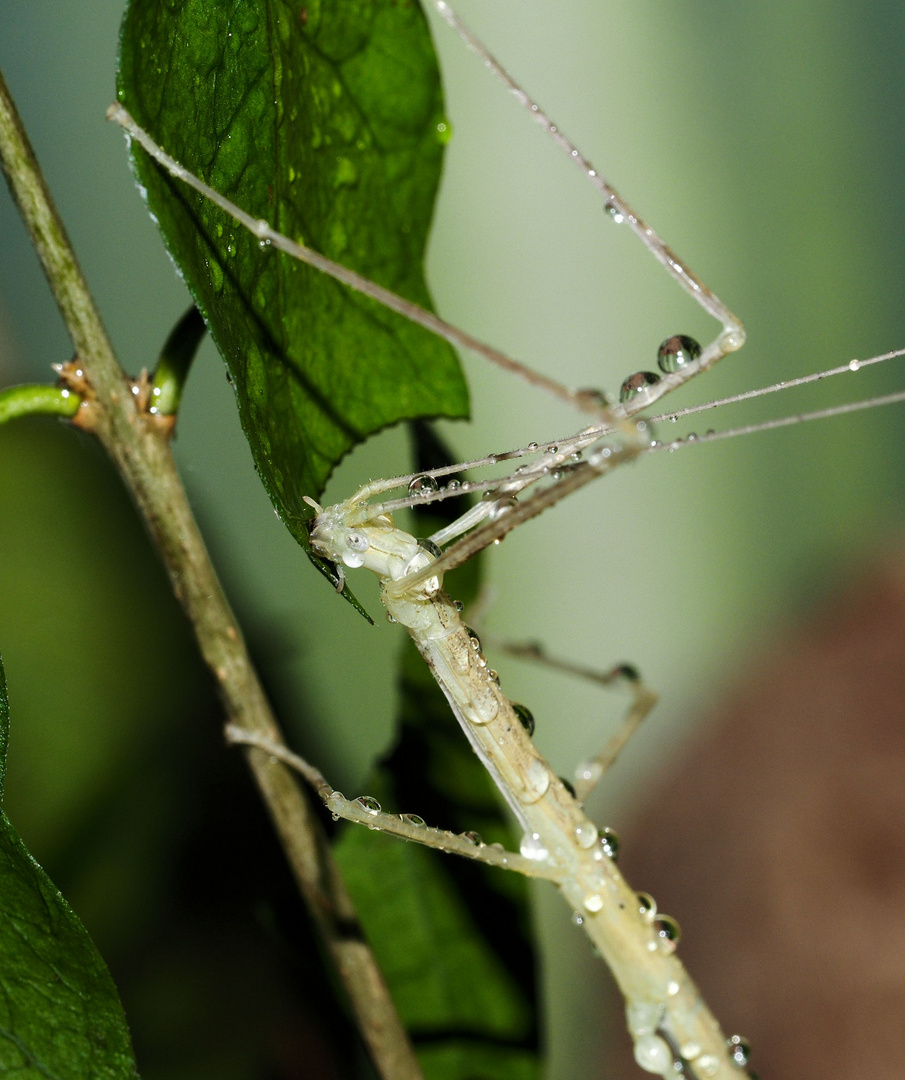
[[224, 724, 563, 881]]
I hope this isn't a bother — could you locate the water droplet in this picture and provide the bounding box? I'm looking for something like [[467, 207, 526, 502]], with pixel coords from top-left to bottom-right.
[[488, 669, 500, 686], [849, 358, 861, 372], [681, 1043, 701, 1062], [583, 892, 603, 913], [461, 830, 483, 846], [527, 441, 539, 451], [599, 827, 620, 860], [636, 891, 657, 920], [620, 371, 660, 403], [575, 822, 598, 849], [559, 776, 577, 798], [570, 450, 583, 462], [519, 831, 550, 861], [418, 538, 442, 558], [605, 200, 625, 224], [401, 812, 426, 827], [727, 1035, 752, 1068], [356, 796, 381, 815], [435, 118, 453, 144], [512, 703, 535, 736], [453, 599, 464, 612], [696, 1055, 719, 1077], [656, 334, 702, 374], [576, 760, 595, 784], [490, 495, 518, 520], [626, 1000, 662, 1035], [385, 612, 397, 624], [633, 1033, 672, 1075], [465, 626, 482, 652], [447, 478, 461, 490], [408, 474, 438, 497], [571, 911, 584, 926], [653, 914, 681, 953], [520, 758, 551, 802], [577, 387, 611, 408]]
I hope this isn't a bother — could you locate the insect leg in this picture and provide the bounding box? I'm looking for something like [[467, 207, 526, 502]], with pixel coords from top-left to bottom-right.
[[225, 724, 562, 880]]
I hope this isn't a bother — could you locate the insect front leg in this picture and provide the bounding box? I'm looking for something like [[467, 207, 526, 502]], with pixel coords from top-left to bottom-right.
[[224, 724, 562, 881]]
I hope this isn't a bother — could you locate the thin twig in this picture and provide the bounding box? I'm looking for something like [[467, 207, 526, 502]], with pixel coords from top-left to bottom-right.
[[0, 67, 421, 1080]]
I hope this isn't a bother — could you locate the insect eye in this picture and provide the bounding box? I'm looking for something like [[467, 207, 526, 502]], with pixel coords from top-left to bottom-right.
[[345, 532, 370, 552]]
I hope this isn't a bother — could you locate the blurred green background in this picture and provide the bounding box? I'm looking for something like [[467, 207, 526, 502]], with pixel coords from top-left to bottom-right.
[[1, 1, 904, 1077]]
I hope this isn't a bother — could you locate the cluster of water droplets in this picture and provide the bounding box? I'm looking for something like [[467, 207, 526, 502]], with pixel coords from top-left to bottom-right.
[[407, 471, 517, 512], [626, 1001, 754, 1077], [677, 1034, 754, 1078], [619, 334, 702, 404], [633, 891, 682, 955], [626, 1001, 674, 1076]]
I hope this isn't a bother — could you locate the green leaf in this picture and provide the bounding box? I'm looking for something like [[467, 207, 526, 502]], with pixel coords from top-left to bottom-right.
[[334, 459, 541, 1080], [117, 0, 469, 541], [0, 656, 138, 1079]]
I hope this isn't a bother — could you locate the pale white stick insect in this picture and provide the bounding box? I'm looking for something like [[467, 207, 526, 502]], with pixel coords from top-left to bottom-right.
[[109, 2, 905, 1076]]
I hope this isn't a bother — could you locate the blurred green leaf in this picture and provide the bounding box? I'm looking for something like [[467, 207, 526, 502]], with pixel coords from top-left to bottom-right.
[[0, 655, 138, 1078], [117, 0, 469, 543]]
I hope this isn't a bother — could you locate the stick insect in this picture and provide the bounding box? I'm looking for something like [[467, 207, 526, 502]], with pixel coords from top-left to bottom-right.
[[107, 2, 905, 1077]]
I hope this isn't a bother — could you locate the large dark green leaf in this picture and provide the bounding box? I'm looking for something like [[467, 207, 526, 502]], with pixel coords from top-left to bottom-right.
[[117, 0, 469, 541], [334, 470, 541, 1080], [0, 656, 138, 1078]]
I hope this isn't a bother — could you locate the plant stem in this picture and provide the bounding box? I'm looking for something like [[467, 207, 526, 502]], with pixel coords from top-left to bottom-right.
[[0, 67, 422, 1080]]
